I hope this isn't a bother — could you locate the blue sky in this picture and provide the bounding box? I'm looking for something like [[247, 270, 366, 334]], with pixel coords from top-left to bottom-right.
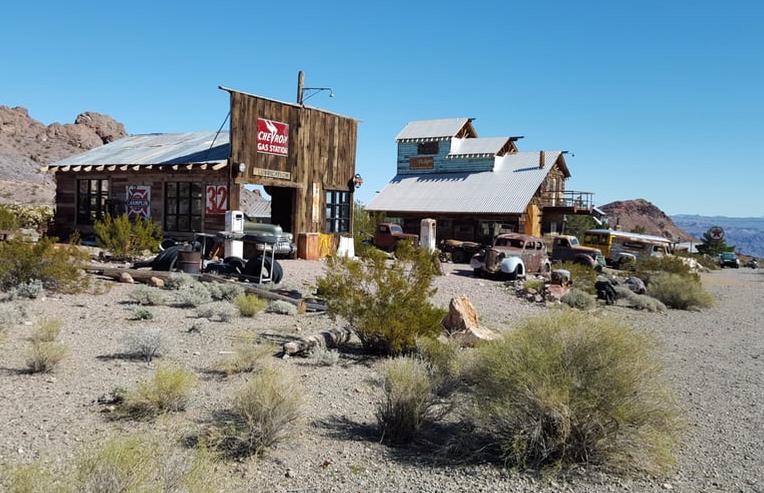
[[2, 0, 762, 216]]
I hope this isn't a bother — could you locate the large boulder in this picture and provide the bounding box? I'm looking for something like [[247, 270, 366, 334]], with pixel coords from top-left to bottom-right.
[[443, 296, 480, 334], [450, 325, 498, 347]]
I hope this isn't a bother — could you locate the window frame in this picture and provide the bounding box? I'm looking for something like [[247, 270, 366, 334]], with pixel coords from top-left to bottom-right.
[[325, 190, 351, 233], [164, 181, 203, 233], [417, 141, 439, 155], [76, 178, 109, 225]]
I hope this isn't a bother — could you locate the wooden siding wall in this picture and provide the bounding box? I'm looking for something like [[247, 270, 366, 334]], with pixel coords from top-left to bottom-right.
[[397, 140, 495, 175], [53, 169, 229, 239], [229, 91, 357, 235]]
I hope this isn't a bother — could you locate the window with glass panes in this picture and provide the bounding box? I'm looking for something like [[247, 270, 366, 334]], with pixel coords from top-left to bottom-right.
[[77, 179, 109, 224], [164, 182, 203, 232], [325, 190, 350, 233]]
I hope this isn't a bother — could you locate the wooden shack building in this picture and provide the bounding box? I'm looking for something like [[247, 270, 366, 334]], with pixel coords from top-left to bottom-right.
[[367, 118, 595, 243], [47, 83, 358, 257]]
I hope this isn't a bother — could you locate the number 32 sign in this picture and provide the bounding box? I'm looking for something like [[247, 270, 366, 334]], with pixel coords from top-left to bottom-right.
[[205, 185, 228, 215]]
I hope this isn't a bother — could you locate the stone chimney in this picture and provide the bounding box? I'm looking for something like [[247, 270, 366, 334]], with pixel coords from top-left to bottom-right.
[[539, 150, 545, 168]]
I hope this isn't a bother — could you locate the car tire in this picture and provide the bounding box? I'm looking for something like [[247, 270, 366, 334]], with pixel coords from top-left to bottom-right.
[[223, 256, 246, 274], [244, 256, 284, 284]]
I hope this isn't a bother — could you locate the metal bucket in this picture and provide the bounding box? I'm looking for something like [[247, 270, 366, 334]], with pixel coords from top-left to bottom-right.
[[177, 248, 201, 274]]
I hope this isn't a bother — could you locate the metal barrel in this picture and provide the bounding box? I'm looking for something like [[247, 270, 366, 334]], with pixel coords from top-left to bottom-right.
[[177, 248, 201, 274]]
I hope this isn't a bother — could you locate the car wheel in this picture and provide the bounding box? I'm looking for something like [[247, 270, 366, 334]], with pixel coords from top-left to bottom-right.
[[244, 256, 283, 283], [223, 256, 246, 274]]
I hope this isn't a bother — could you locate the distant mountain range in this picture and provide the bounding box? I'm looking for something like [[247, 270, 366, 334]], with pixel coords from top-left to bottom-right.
[[672, 214, 764, 258]]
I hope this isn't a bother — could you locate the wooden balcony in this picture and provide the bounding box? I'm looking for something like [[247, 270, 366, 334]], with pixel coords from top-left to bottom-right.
[[541, 191, 595, 215]]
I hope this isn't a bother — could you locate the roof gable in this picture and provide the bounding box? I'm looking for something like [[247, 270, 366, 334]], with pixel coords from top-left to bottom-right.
[[396, 118, 475, 142]]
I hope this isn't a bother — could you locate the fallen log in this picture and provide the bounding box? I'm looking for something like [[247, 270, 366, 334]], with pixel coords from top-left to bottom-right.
[[283, 326, 354, 356]]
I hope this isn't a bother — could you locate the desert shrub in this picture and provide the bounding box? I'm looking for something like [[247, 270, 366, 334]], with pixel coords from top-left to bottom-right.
[[523, 278, 545, 292], [416, 336, 463, 395], [175, 282, 213, 308], [0, 302, 28, 327], [316, 247, 446, 355], [0, 237, 90, 293], [561, 288, 597, 310], [9, 279, 44, 300], [124, 329, 165, 362], [468, 311, 680, 473], [234, 294, 267, 317], [218, 335, 274, 375], [212, 367, 303, 457], [30, 319, 62, 343], [647, 273, 714, 310], [94, 213, 162, 260], [636, 255, 697, 284], [268, 299, 298, 316], [674, 251, 719, 271], [0, 204, 19, 230], [127, 285, 168, 306], [26, 340, 67, 373], [310, 346, 340, 366], [614, 286, 667, 312], [557, 262, 597, 294], [131, 307, 154, 321], [196, 302, 237, 322], [376, 356, 439, 445], [0, 204, 53, 231], [188, 319, 208, 334], [122, 366, 196, 417], [205, 282, 244, 302], [165, 272, 195, 290]]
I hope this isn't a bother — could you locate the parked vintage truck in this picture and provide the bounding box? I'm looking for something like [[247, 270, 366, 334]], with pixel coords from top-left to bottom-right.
[[549, 235, 606, 269], [373, 223, 418, 252], [471, 233, 551, 279]]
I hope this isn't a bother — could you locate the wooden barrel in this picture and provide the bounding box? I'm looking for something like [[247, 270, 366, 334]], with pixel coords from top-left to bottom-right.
[[177, 249, 201, 274]]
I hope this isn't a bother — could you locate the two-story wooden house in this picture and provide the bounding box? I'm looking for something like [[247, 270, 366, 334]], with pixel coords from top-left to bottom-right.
[[367, 118, 594, 243]]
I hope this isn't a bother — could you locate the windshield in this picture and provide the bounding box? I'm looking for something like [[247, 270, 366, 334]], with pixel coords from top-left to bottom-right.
[[569, 237, 579, 246], [390, 224, 403, 234], [495, 238, 525, 248]]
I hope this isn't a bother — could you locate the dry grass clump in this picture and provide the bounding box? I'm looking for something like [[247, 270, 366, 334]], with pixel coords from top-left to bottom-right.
[[4, 435, 219, 493], [614, 286, 667, 312], [218, 335, 274, 375], [557, 261, 597, 294], [211, 367, 303, 457], [468, 311, 680, 473], [26, 319, 67, 373], [127, 285, 168, 306], [416, 336, 465, 395], [376, 356, 441, 445], [309, 346, 340, 366], [648, 273, 714, 310], [123, 329, 165, 362], [561, 288, 597, 310], [122, 366, 196, 417], [636, 255, 698, 283], [234, 294, 267, 317]]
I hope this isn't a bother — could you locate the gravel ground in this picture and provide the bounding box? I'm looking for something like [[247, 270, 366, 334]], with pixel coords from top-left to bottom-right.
[[0, 261, 761, 492]]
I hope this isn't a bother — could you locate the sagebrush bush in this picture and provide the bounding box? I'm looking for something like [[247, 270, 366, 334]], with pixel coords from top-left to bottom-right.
[[636, 255, 698, 284], [122, 366, 196, 417], [310, 346, 340, 366], [0, 303, 27, 343], [0, 237, 89, 293], [468, 311, 680, 473], [234, 294, 267, 317], [9, 279, 44, 300], [268, 299, 298, 316], [196, 302, 237, 322], [558, 262, 597, 294], [218, 335, 274, 375], [614, 286, 666, 312], [376, 356, 439, 445], [316, 248, 446, 355], [205, 282, 244, 302], [647, 273, 714, 310], [94, 213, 162, 260], [213, 367, 303, 457], [165, 272, 195, 290], [127, 285, 168, 306], [124, 329, 165, 362], [175, 282, 213, 308], [131, 307, 154, 320], [561, 288, 597, 310]]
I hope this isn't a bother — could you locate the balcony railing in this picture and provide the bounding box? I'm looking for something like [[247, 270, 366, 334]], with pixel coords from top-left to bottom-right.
[[541, 190, 594, 210]]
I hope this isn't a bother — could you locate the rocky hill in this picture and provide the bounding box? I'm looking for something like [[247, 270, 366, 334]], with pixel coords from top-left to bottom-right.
[[0, 106, 126, 205], [599, 199, 693, 241]]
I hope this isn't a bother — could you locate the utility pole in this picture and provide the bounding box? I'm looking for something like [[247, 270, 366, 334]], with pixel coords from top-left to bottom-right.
[[296, 70, 305, 105]]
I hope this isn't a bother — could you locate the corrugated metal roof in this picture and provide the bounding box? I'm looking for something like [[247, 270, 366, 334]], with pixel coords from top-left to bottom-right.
[[448, 137, 511, 157], [244, 199, 271, 219], [395, 118, 471, 141], [48, 132, 230, 167], [367, 151, 561, 215]]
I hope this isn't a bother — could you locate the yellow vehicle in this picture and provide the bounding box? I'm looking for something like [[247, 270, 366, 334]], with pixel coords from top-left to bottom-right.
[[582, 229, 673, 267]]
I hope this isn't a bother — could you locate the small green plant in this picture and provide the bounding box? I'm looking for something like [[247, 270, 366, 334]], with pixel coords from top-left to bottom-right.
[[124, 329, 165, 362], [94, 213, 162, 260], [309, 346, 340, 366], [647, 273, 714, 310], [376, 356, 439, 445], [127, 285, 168, 306], [523, 278, 545, 292], [558, 262, 597, 294], [468, 311, 680, 473], [212, 367, 303, 457], [165, 272, 195, 290], [268, 299, 298, 316], [122, 365, 196, 417], [0, 237, 90, 293], [316, 248, 446, 355], [561, 288, 597, 310], [0, 204, 20, 230], [218, 335, 274, 375], [234, 294, 268, 317], [131, 307, 154, 320]]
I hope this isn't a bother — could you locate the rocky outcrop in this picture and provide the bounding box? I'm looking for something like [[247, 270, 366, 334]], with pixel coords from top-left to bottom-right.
[[600, 199, 693, 241]]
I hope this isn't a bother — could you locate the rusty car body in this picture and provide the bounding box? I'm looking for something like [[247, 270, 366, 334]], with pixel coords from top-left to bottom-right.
[[470, 233, 551, 279], [373, 223, 418, 252]]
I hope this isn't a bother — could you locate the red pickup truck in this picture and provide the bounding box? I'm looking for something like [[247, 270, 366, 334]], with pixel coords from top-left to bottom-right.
[[374, 223, 418, 252]]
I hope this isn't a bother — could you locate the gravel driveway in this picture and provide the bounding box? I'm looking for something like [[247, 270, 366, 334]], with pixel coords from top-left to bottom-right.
[[0, 262, 761, 492]]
